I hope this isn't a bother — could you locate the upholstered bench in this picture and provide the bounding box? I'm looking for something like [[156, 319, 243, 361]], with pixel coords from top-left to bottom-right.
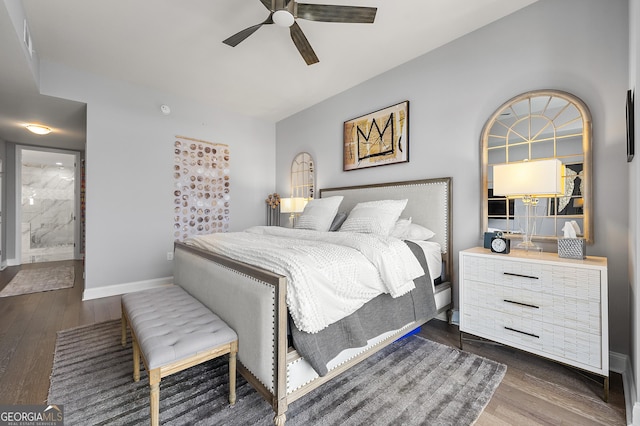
[[121, 285, 238, 426]]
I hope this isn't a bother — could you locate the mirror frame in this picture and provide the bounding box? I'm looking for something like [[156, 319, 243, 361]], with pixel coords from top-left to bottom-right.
[[291, 152, 315, 199], [481, 89, 593, 244]]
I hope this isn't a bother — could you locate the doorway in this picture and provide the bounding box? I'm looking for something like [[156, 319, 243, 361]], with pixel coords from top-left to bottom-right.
[[18, 148, 80, 264]]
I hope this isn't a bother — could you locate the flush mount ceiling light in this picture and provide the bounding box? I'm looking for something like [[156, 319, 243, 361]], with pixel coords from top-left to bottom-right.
[[25, 124, 52, 135]]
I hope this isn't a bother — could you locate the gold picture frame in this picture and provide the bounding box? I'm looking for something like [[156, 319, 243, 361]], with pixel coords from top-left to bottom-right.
[[343, 101, 409, 171]]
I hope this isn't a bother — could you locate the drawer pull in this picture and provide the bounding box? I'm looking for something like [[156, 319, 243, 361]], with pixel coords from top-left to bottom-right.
[[504, 326, 539, 338], [503, 272, 539, 280], [503, 299, 540, 309]]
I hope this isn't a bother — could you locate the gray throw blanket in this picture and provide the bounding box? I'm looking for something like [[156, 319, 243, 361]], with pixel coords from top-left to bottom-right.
[[290, 241, 438, 376]]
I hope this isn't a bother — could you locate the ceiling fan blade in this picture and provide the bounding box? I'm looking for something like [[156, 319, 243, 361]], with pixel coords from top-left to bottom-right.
[[296, 3, 377, 23], [258, 0, 272, 11], [223, 14, 274, 47], [290, 21, 319, 65]]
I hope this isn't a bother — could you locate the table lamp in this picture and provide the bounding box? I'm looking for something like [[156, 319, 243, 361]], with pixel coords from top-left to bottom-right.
[[280, 197, 307, 227], [492, 159, 565, 251]]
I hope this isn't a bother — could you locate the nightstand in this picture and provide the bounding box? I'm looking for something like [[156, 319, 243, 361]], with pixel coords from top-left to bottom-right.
[[459, 247, 609, 401]]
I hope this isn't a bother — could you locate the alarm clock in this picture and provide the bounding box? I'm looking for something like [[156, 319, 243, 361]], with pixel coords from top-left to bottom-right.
[[490, 232, 510, 254]]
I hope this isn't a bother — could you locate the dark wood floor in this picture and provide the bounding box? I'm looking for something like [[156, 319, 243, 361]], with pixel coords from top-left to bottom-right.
[[419, 321, 626, 425], [0, 261, 627, 424], [0, 260, 121, 405]]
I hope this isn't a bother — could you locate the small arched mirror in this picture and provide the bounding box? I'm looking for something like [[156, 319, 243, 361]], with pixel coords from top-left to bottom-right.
[[291, 152, 315, 199], [481, 90, 593, 243]]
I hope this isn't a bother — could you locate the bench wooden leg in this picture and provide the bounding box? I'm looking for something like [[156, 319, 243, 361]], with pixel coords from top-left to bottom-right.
[[133, 339, 141, 382], [121, 310, 127, 348], [149, 369, 161, 426], [229, 340, 238, 405]]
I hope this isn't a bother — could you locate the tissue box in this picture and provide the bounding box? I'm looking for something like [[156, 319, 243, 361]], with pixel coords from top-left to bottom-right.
[[558, 238, 586, 259]]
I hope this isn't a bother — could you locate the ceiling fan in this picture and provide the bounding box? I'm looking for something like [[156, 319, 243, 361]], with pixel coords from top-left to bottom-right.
[[223, 0, 377, 65]]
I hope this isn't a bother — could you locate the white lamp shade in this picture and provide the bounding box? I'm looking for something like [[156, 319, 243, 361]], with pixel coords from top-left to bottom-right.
[[493, 159, 565, 197], [280, 197, 307, 213]]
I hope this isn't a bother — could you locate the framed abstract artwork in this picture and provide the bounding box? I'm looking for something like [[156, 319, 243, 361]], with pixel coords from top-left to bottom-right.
[[343, 101, 409, 171]]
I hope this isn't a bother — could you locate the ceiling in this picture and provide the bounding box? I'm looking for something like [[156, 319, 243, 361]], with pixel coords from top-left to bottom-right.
[[0, 3, 87, 152], [0, 0, 538, 152]]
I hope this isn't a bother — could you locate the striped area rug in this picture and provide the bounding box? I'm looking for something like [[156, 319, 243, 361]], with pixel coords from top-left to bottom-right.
[[48, 320, 506, 425]]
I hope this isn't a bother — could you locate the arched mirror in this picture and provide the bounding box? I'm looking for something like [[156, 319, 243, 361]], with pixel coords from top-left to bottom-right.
[[481, 90, 593, 243], [291, 152, 315, 199]]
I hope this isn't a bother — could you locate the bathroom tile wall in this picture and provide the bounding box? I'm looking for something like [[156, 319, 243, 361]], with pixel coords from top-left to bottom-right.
[[21, 162, 75, 262]]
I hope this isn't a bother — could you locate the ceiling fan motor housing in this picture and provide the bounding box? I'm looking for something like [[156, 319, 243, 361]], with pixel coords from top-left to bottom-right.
[[273, 10, 295, 27]]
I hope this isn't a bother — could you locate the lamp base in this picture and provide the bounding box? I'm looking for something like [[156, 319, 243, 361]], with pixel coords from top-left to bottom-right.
[[515, 240, 543, 252]]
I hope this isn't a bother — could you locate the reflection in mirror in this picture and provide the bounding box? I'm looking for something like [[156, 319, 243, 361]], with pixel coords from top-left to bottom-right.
[[481, 90, 593, 243], [291, 152, 315, 199]]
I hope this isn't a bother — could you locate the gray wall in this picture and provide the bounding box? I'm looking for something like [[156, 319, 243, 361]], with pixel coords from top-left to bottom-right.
[[37, 61, 276, 294], [276, 0, 630, 355]]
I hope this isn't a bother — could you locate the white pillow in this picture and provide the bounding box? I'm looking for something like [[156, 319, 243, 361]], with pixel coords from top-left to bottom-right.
[[405, 223, 436, 240], [295, 196, 344, 232], [340, 199, 408, 236], [390, 217, 436, 240], [389, 218, 412, 238]]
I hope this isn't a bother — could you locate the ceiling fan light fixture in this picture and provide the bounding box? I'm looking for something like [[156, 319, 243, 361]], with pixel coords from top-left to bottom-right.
[[25, 124, 52, 135], [273, 10, 295, 27], [224, 0, 378, 65]]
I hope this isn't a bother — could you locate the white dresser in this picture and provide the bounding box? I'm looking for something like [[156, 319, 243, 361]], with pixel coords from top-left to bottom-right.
[[459, 247, 609, 399]]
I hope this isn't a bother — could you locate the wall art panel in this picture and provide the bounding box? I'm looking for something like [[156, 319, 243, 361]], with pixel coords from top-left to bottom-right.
[[173, 136, 230, 241]]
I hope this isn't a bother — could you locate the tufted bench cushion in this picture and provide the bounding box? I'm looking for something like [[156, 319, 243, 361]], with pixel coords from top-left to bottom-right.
[[122, 285, 237, 369], [121, 285, 238, 426]]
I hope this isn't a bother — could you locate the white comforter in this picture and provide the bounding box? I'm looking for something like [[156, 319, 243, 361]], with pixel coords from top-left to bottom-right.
[[186, 226, 424, 333]]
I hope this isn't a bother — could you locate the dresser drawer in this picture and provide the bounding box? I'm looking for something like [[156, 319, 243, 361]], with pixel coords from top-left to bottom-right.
[[463, 279, 601, 334], [463, 255, 601, 299], [463, 306, 602, 369]]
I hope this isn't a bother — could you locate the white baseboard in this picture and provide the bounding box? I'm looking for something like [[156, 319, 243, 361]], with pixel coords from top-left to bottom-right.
[[82, 276, 174, 300], [611, 350, 629, 374], [610, 350, 636, 426]]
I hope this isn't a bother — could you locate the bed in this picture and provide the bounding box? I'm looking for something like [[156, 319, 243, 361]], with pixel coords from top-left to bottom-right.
[[173, 177, 452, 425]]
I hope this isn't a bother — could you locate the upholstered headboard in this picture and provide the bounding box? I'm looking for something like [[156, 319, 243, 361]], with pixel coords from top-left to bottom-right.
[[320, 177, 452, 282]]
